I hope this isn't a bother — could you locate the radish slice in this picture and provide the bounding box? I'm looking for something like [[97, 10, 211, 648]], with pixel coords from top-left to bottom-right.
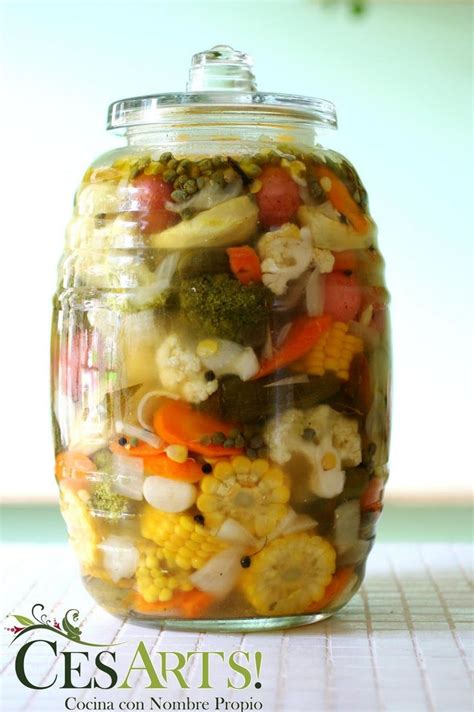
[[112, 454, 144, 500], [216, 519, 261, 548], [189, 547, 245, 599], [137, 389, 179, 431], [143, 475, 196, 513], [100, 535, 139, 583], [306, 268, 325, 317], [115, 421, 162, 449]]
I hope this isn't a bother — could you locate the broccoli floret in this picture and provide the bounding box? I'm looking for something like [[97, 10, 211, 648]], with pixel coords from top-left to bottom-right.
[[179, 273, 271, 346], [89, 480, 128, 520]]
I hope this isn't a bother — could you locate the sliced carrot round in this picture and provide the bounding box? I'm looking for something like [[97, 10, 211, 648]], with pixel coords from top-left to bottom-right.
[[109, 438, 165, 458], [153, 399, 243, 457], [313, 164, 369, 234], [132, 590, 214, 618], [142, 453, 204, 483], [307, 566, 355, 612]]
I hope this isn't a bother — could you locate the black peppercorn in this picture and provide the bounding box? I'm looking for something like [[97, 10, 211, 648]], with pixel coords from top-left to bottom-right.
[[194, 514, 205, 525], [118, 437, 127, 446], [201, 463, 212, 474], [240, 556, 251, 569], [204, 370, 216, 382]]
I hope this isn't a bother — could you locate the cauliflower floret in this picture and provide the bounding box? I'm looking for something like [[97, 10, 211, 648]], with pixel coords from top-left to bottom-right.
[[257, 223, 313, 296], [312, 247, 335, 274], [156, 334, 218, 403], [263, 405, 362, 499]]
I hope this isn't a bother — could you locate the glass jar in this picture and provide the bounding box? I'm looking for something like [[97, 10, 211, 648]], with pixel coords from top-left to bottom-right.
[[51, 46, 390, 631]]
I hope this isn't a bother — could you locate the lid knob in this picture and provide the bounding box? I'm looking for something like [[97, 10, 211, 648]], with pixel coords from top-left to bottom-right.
[[186, 45, 257, 92]]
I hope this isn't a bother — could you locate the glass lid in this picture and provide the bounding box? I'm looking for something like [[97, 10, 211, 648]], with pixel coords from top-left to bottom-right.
[[107, 45, 337, 131]]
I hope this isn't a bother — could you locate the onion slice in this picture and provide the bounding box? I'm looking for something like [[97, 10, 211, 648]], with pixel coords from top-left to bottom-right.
[[112, 454, 144, 501], [115, 421, 162, 449], [216, 519, 261, 548], [189, 547, 245, 599], [268, 508, 317, 541], [306, 268, 325, 317], [136, 389, 179, 431]]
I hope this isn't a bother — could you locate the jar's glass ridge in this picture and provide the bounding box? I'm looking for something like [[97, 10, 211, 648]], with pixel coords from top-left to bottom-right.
[[51, 46, 390, 631]]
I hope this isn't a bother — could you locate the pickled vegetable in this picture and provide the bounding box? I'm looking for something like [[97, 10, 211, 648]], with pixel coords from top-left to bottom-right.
[[52, 140, 389, 626]]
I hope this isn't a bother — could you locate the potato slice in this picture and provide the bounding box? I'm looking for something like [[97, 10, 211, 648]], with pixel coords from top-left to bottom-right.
[[297, 206, 375, 252], [151, 196, 258, 249]]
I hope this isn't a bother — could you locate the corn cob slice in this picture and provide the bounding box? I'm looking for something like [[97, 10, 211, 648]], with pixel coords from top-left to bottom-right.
[[196, 456, 290, 538], [292, 321, 363, 381], [240, 532, 336, 616], [140, 505, 226, 574]]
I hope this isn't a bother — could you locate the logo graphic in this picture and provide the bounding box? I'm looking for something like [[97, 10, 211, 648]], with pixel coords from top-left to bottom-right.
[[6, 603, 118, 647]]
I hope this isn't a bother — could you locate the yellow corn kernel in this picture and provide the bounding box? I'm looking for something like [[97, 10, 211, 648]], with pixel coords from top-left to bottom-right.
[[196, 339, 219, 358], [165, 444, 189, 463], [213, 461, 233, 480], [324, 357, 339, 371], [158, 588, 173, 603], [249, 179, 262, 194], [322, 452, 338, 471]]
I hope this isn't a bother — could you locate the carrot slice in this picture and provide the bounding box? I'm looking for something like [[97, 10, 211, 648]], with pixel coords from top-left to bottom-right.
[[307, 567, 355, 612], [153, 399, 243, 458], [132, 590, 214, 618], [227, 246, 262, 285], [360, 477, 384, 513], [110, 438, 165, 458], [253, 314, 332, 379], [142, 453, 204, 483], [332, 250, 358, 272], [313, 164, 370, 234], [55, 451, 95, 480]]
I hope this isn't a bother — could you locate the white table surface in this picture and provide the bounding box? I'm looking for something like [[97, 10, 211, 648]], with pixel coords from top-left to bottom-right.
[[1, 543, 472, 712]]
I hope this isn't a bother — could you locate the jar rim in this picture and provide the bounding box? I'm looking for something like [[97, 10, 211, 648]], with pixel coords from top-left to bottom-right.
[[107, 91, 338, 132]]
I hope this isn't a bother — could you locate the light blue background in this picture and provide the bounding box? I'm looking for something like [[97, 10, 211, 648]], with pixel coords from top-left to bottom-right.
[[1, 0, 472, 499]]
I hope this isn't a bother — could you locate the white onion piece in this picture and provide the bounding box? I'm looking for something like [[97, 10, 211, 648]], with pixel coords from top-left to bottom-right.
[[137, 389, 179, 431], [216, 519, 261, 548], [112, 454, 144, 501], [263, 374, 309, 388], [115, 421, 162, 449], [100, 535, 139, 583], [276, 322, 292, 348], [189, 547, 245, 599], [332, 500, 361, 555], [128, 253, 179, 309], [338, 540, 370, 567], [164, 178, 243, 214], [306, 268, 325, 317], [143, 475, 196, 513], [348, 320, 380, 350], [268, 508, 317, 541], [261, 327, 273, 361], [317, 200, 341, 221]]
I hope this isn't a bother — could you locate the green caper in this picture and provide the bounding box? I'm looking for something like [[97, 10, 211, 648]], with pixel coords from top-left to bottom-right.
[[167, 158, 178, 169], [211, 156, 223, 167], [181, 208, 195, 220], [171, 189, 188, 203], [184, 179, 198, 194], [163, 169, 177, 182], [239, 161, 262, 178], [160, 152, 172, 163], [198, 159, 212, 172], [174, 175, 188, 189]]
